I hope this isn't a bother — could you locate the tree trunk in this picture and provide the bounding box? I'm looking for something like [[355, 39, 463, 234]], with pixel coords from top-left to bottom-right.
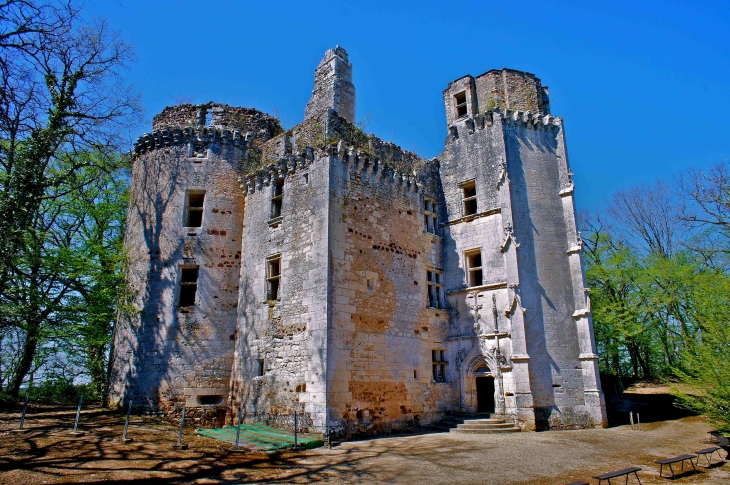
[[7, 317, 41, 397]]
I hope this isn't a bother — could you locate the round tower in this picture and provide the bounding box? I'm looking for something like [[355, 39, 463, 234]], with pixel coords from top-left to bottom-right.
[[107, 103, 281, 425]]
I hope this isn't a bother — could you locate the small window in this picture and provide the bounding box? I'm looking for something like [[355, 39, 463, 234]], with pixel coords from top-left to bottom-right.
[[423, 197, 439, 235], [257, 359, 265, 377], [454, 91, 467, 119], [271, 178, 284, 219], [461, 181, 477, 216], [414, 369, 418, 379], [465, 250, 483, 287], [266, 254, 281, 300], [186, 192, 205, 227], [196, 395, 223, 406], [179, 266, 199, 307], [426, 269, 444, 309], [432, 349, 447, 383]]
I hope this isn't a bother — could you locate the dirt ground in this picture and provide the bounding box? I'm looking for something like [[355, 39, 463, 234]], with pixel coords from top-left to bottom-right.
[[0, 393, 728, 484]]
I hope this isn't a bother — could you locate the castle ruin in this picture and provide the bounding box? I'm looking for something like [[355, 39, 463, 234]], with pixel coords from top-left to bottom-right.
[[108, 46, 608, 436]]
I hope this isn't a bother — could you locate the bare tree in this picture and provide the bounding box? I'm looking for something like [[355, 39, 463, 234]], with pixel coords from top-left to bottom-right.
[[606, 180, 687, 258], [679, 160, 730, 262]]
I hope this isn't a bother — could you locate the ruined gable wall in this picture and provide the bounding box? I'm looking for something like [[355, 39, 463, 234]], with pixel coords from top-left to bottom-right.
[[108, 140, 245, 425], [474, 69, 550, 114], [230, 152, 330, 431], [326, 150, 451, 438], [304, 46, 355, 124]]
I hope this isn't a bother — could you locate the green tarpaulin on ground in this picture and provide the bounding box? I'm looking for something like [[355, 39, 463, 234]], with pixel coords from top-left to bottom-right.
[[198, 422, 324, 450]]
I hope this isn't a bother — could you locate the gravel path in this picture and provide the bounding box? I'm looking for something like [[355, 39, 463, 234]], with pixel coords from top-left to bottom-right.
[[0, 406, 727, 484]]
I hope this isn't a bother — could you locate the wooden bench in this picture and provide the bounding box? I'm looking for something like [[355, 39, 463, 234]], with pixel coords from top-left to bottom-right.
[[655, 454, 697, 478], [592, 467, 642, 484], [695, 446, 724, 467]]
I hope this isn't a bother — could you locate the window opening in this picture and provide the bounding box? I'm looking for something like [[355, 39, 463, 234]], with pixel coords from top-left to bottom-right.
[[205, 110, 212, 126], [427, 269, 444, 309], [455, 91, 468, 119], [423, 197, 439, 235], [266, 254, 281, 300], [414, 369, 418, 379], [179, 266, 199, 307], [257, 359, 265, 377], [466, 250, 483, 287], [270, 178, 284, 219], [432, 349, 447, 383], [186, 192, 205, 227], [462, 180, 477, 216], [367, 277, 374, 292], [196, 395, 223, 406]]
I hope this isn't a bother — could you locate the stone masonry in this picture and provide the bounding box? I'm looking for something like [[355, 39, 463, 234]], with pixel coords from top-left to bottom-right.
[[108, 46, 608, 436]]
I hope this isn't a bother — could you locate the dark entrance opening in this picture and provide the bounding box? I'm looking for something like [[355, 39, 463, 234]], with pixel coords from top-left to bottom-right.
[[476, 376, 495, 413]]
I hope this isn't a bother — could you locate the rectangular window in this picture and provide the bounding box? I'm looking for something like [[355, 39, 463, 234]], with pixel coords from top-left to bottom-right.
[[432, 349, 447, 383], [179, 266, 199, 307], [427, 269, 444, 309], [270, 178, 284, 219], [461, 180, 477, 216], [186, 192, 205, 227], [266, 254, 281, 300], [423, 197, 439, 235], [257, 359, 265, 377], [465, 250, 483, 287], [454, 91, 467, 119]]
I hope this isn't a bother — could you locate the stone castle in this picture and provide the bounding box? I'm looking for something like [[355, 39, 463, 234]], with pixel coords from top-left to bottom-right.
[[108, 46, 608, 436]]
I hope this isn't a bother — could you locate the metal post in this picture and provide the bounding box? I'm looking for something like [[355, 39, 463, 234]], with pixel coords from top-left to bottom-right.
[[637, 413, 641, 431], [19, 392, 29, 430], [177, 405, 186, 447], [234, 408, 242, 449], [72, 395, 83, 434], [629, 411, 634, 431], [293, 411, 298, 448], [122, 400, 133, 442]]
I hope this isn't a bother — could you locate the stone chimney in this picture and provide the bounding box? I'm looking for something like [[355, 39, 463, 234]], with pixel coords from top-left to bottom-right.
[[304, 46, 355, 124]]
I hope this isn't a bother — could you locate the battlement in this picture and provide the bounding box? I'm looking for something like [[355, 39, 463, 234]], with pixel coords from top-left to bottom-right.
[[137, 105, 283, 158], [133, 125, 248, 157], [445, 108, 562, 140], [239, 142, 428, 198]]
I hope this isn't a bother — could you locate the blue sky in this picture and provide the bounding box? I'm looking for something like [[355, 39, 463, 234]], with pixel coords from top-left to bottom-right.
[[83, 0, 729, 210]]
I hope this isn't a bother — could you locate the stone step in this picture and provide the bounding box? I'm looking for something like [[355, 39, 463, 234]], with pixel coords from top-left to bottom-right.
[[456, 422, 517, 430], [450, 426, 521, 434], [462, 418, 507, 424]]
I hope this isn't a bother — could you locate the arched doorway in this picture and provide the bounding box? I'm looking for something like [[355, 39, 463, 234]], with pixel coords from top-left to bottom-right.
[[476, 376, 495, 413], [471, 361, 496, 413]]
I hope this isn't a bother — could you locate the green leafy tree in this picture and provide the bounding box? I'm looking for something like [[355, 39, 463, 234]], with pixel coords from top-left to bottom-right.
[[0, 0, 140, 397]]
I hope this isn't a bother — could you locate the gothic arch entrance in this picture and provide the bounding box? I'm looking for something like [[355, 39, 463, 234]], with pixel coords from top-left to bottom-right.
[[476, 376, 495, 413], [465, 357, 498, 414]]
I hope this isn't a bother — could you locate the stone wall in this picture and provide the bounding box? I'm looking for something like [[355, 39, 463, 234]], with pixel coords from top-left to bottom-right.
[[304, 46, 356, 124], [109, 106, 281, 426], [325, 148, 452, 438], [152, 103, 282, 140], [230, 150, 331, 430], [442, 70, 550, 128], [108, 142, 245, 425]]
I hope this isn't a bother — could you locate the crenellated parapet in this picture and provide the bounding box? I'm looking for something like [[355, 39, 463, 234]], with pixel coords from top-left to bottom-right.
[[448, 108, 562, 139], [133, 125, 249, 157], [239, 142, 429, 198]]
